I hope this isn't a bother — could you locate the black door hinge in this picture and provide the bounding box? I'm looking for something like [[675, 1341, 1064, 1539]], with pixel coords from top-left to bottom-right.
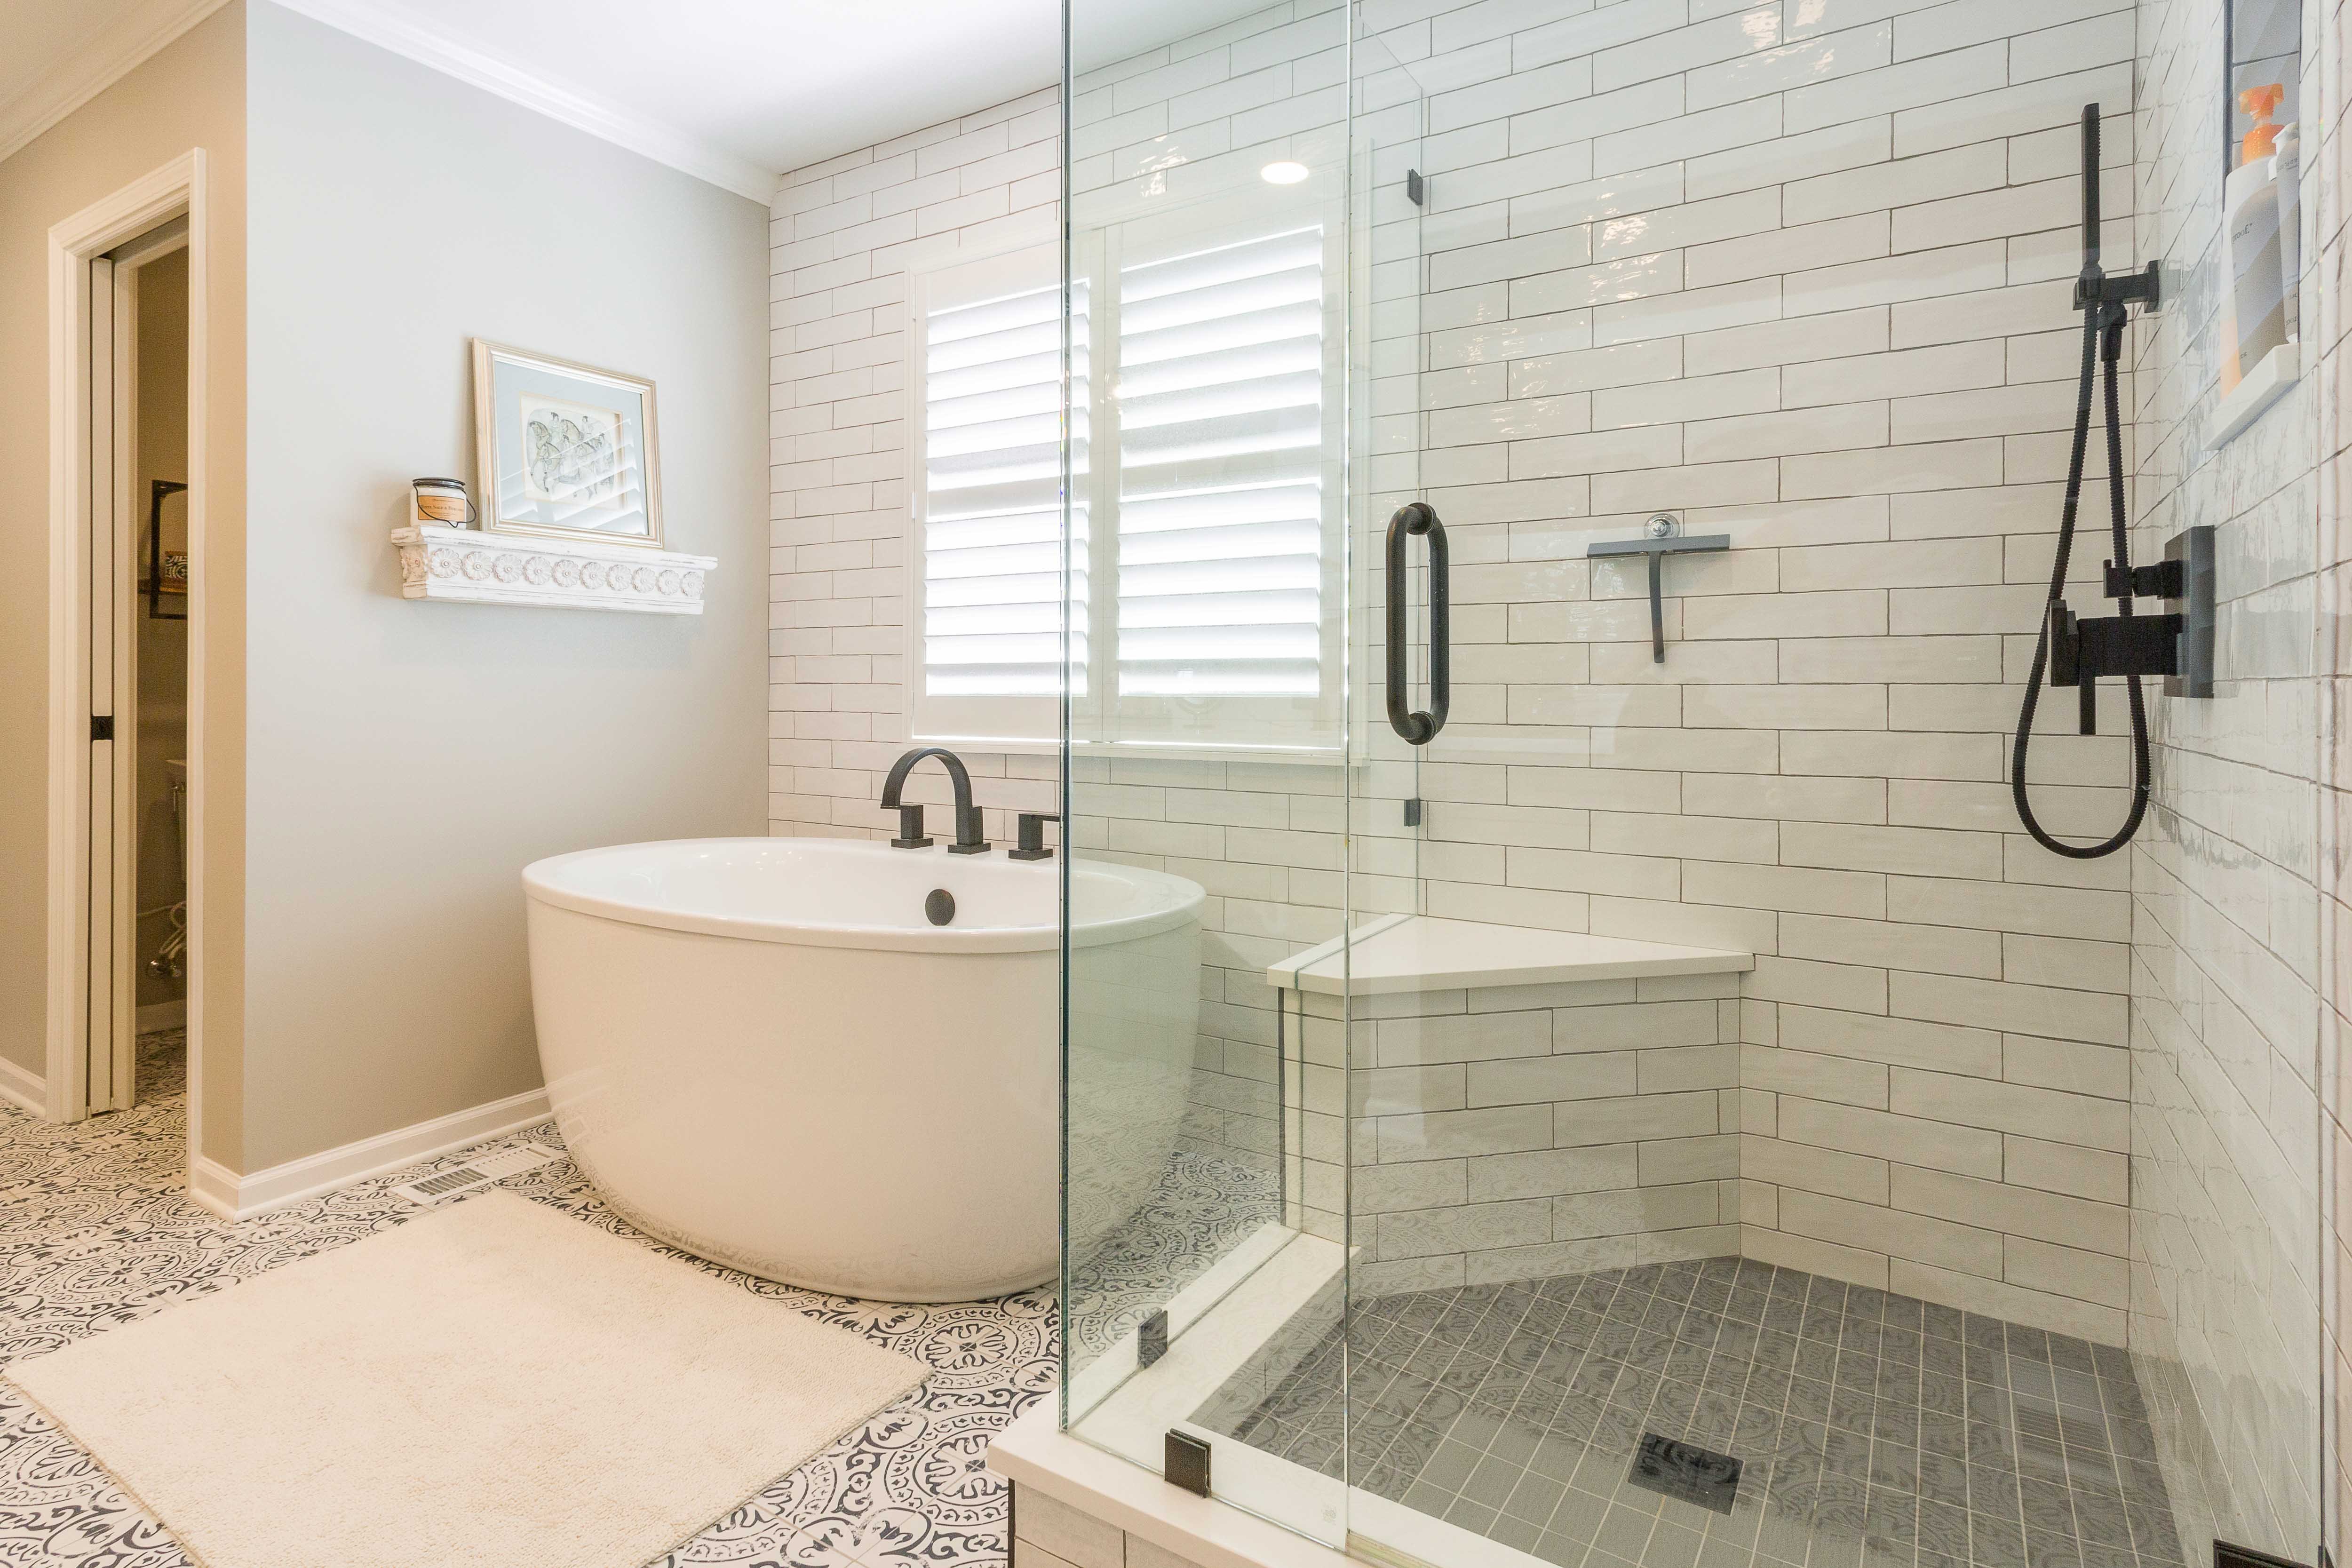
[[1164, 1430, 1210, 1497], [90, 715, 113, 743]]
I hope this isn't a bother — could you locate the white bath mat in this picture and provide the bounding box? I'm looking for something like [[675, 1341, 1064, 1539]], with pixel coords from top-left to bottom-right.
[[7, 1191, 927, 1568]]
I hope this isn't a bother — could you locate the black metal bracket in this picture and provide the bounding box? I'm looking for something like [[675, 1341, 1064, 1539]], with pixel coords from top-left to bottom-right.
[[2073, 260, 2161, 314], [90, 714, 114, 743], [1164, 1430, 1210, 1497], [2103, 558, 2182, 599], [1586, 534, 1730, 663]]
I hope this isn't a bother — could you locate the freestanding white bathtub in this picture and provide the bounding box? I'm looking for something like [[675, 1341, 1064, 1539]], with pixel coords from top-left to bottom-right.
[[522, 837, 1204, 1303]]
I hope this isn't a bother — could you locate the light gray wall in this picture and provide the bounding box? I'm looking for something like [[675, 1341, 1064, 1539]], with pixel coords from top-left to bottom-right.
[[240, 4, 769, 1170], [0, 4, 247, 1121]]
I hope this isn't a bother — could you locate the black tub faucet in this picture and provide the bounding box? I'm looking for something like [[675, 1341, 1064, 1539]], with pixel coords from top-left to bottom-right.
[[880, 747, 989, 855]]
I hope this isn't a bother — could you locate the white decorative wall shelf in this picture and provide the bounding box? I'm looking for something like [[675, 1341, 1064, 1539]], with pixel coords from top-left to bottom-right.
[[2210, 342, 2299, 449], [392, 525, 715, 614]]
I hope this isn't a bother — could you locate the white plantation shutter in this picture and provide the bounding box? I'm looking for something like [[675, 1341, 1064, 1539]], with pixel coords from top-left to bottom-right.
[[906, 223, 1339, 751], [911, 245, 1085, 741], [1114, 228, 1326, 700]]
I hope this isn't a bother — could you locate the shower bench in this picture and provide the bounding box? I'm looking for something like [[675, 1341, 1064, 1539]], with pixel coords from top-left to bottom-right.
[[1267, 915, 1756, 1300], [1004, 919, 1760, 1567], [1265, 914, 1753, 995]]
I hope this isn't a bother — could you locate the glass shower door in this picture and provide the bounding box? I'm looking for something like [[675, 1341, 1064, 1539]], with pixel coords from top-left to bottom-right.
[[1325, 9, 2330, 1568], [1057, 0, 1359, 1545], [1057, 7, 2330, 1568]]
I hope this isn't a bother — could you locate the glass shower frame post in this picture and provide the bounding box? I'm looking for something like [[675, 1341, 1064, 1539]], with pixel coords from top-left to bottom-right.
[[1054, 0, 1361, 1547]]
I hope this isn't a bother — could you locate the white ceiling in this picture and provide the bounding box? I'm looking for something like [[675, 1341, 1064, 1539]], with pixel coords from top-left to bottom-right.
[[325, 0, 1066, 177], [2, 0, 1269, 200]]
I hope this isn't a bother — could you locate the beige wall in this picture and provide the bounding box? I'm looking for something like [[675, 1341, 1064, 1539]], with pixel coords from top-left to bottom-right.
[[0, 5, 246, 1159], [134, 247, 190, 1013], [237, 6, 770, 1171]]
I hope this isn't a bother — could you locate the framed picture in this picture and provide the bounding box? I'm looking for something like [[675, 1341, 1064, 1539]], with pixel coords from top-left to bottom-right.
[[147, 478, 188, 621], [471, 340, 662, 549]]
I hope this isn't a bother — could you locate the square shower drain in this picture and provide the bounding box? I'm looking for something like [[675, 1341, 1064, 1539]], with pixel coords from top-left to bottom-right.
[[1629, 1433, 1742, 1514]]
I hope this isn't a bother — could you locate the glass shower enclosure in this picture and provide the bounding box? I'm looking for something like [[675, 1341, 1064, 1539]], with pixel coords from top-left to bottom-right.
[[1051, 2, 2328, 1568]]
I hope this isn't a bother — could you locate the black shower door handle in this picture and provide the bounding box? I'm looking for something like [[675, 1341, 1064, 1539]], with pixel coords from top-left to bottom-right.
[[1385, 501, 1449, 745]]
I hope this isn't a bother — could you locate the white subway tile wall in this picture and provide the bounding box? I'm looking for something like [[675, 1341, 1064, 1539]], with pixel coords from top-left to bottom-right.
[[2326, 0, 2352, 1555], [1362, 0, 2142, 1342], [766, 0, 2314, 1405], [2127, 0, 2330, 1557]]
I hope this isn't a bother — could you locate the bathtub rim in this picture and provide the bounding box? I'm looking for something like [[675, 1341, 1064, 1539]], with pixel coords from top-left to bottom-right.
[[522, 836, 1205, 954]]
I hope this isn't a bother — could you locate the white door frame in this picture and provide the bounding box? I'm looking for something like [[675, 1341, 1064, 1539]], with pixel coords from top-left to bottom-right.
[[45, 152, 207, 1177]]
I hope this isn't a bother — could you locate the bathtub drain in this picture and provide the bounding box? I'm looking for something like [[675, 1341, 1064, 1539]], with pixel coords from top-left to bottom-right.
[[925, 889, 954, 926]]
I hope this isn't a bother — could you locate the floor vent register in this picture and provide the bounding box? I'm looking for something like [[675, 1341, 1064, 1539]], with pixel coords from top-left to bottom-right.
[[389, 1143, 560, 1207]]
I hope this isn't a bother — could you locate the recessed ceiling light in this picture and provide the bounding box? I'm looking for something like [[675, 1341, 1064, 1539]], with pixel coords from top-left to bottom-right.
[[1260, 160, 1310, 185]]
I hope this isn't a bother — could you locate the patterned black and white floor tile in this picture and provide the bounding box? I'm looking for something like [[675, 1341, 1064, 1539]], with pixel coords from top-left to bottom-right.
[[0, 1034, 1265, 1568]]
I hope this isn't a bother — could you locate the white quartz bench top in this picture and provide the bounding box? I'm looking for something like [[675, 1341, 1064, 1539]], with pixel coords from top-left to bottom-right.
[[1266, 915, 1754, 997]]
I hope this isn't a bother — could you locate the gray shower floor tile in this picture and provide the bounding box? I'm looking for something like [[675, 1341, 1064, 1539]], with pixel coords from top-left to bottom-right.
[[1197, 1258, 2187, 1568]]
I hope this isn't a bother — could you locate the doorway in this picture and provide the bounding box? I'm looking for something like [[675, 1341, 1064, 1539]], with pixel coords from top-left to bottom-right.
[[106, 222, 191, 1114], [45, 153, 207, 1163]]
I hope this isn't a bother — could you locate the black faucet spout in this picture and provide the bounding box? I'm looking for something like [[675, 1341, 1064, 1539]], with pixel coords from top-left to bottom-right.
[[879, 747, 989, 854]]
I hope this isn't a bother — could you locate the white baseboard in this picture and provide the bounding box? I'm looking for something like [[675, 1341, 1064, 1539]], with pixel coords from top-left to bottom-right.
[[0, 1055, 44, 1117], [136, 999, 186, 1034], [186, 1154, 239, 1220], [192, 1087, 553, 1222]]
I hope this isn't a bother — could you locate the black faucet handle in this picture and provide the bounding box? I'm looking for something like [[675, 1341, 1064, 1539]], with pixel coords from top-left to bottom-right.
[[1009, 812, 1060, 861], [891, 804, 934, 849]]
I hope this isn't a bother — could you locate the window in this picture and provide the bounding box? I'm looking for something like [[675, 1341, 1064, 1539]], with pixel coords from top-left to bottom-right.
[[908, 219, 1340, 752], [1113, 228, 1328, 703], [908, 243, 1079, 746]]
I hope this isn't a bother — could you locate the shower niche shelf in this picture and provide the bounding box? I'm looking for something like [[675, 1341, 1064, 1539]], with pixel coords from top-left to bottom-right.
[[391, 524, 715, 614], [2209, 341, 2299, 448]]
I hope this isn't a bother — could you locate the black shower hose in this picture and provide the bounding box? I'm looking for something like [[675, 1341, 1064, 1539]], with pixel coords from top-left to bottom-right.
[[2009, 303, 2152, 860]]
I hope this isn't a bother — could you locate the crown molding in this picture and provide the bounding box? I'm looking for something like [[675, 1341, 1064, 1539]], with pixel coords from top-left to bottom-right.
[[268, 0, 777, 203], [0, 0, 234, 167]]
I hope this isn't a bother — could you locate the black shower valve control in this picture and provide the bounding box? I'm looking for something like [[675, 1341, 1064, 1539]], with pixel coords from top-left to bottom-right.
[[2044, 525, 2215, 734], [2046, 603, 2182, 686], [2046, 603, 2183, 736]]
